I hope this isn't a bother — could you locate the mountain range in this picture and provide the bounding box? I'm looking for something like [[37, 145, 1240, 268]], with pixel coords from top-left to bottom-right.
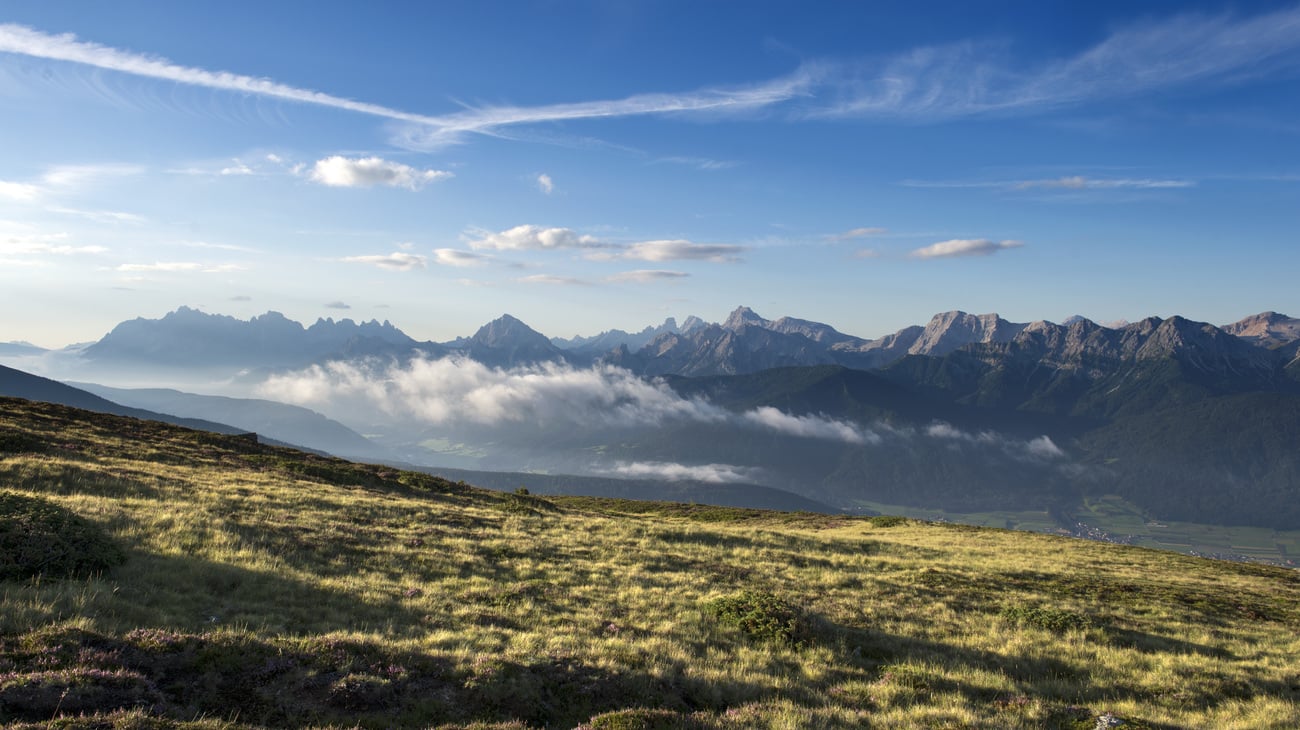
[[5, 305, 1300, 532], [57, 304, 1300, 380]]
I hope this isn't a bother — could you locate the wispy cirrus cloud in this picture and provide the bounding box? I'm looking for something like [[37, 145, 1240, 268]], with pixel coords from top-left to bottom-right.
[[909, 239, 1023, 259], [44, 206, 147, 224], [812, 5, 1300, 119], [0, 181, 42, 202], [605, 269, 690, 283], [2, 232, 107, 256], [902, 175, 1195, 192], [517, 274, 588, 286], [114, 261, 242, 273], [0, 163, 143, 205], [0, 22, 815, 148], [825, 226, 887, 242], [308, 156, 452, 190], [340, 252, 427, 271], [5, 5, 1296, 149], [393, 68, 821, 149]]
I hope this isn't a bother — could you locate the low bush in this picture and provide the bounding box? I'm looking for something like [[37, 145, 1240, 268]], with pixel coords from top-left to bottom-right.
[[0, 491, 125, 581], [1000, 603, 1092, 633], [704, 590, 813, 646]]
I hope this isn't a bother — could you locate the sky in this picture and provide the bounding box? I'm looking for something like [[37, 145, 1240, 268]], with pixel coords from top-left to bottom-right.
[[1, 0, 1298, 348]]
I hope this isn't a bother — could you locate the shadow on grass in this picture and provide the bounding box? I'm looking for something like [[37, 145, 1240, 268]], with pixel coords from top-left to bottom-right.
[[0, 625, 773, 729]]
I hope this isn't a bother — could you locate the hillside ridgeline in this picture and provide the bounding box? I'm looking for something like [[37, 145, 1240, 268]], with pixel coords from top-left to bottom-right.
[[1, 397, 1298, 728]]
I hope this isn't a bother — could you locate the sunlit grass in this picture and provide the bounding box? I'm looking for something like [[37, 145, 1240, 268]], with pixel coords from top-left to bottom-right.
[[1, 396, 1298, 728]]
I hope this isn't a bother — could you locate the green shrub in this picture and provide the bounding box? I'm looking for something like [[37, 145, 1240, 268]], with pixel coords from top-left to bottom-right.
[[1000, 603, 1092, 633], [0, 491, 125, 581], [704, 590, 812, 646], [867, 515, 909, 528], [588, 707, 698, 729]]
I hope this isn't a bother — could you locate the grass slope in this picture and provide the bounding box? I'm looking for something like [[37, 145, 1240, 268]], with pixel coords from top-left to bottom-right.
[[1, 396, 1298, 729]]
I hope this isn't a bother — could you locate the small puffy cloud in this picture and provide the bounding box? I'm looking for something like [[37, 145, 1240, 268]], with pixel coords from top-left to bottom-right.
[[826, 226, 887, 241], [220, 160, 254, 176], [518, 274, 587, 286], [910, 239, 1023, 259], [606, 239, 744, 263], [925, 421, 1066, 462], [341, 252, 428, 271], [536, 173, 554, 194], [308, 156, 452, 190], [605, 461, 761, 484], [1026, 435, 1065, 459], [325, 301, 351, 310], [605, 269, 690, 283], [466, 224, 602, 251], [432, 248, 490, 267]]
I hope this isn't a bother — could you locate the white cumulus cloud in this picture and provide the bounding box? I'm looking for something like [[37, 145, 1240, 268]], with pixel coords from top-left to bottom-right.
[[466, 224, 603, 251], [536, 173, 554, 194], [308, 156, 452, 190]]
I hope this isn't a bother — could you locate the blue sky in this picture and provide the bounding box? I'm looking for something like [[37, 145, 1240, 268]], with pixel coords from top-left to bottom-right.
[[1, 0, 1298, 347]]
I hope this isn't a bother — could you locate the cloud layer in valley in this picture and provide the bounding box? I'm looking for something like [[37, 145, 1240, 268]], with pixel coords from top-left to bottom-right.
[[257, 356, 874, 445]]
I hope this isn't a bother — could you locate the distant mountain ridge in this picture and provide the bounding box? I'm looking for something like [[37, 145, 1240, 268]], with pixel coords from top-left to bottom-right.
[[60, 305, 1300, 379], [592, 306, 1300, 379], [0, 364, 309, 451], [69, 383, 386, 462], [82, 306, 432, 369]]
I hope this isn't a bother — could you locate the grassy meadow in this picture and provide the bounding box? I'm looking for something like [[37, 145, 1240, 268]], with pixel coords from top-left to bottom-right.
[[1, 396, 1299, 728]]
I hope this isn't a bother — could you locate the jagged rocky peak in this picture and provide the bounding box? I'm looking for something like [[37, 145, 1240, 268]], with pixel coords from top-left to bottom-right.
[[643, 317, 679, 335], [679, 315, 708, 333], [723, 306, 770, 331], [471, 314, 549, 346], [908, 311, 1027, 356]]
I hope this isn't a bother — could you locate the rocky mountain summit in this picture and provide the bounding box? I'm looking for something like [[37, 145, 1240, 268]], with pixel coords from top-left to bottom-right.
[[82, 306, 424, 368], [451, 314, 571, 368]]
